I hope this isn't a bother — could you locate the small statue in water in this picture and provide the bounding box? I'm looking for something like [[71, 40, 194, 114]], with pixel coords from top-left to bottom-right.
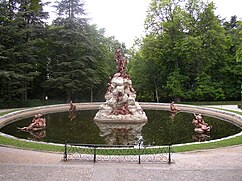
[[18, 114, 46, 131], [170, 101, 180, 113], [69, 101, 76, 121], [192, 113, 212, 133]]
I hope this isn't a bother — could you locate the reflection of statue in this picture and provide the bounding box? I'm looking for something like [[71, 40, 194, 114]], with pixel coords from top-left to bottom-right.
[[18, 114, 46, 131], [94, 121, 146, 145], [192, 114, 211, 133], [169, 111, 178, 121], [69, 101, 76, 121], [192, 133, 210, 142], [28, 130, 46, 140]]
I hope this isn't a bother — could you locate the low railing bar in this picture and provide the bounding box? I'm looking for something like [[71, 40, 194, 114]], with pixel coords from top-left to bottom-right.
[[63, 142, 172, 164]]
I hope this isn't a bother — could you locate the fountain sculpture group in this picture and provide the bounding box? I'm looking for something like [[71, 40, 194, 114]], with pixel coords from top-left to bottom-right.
[[94, 48, 147, 123], [94, 48, 147, 145]]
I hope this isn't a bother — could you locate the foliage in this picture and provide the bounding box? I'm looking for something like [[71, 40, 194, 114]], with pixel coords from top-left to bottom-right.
[[128, 0, 242, 102], [0, 0, 123, 105], [0, 0, 49, 103], [0, 0, 241, 106]]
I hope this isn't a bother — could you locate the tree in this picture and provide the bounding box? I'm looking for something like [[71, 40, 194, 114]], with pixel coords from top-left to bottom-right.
[[0, 0, 48, 105], [222, 17, 242, 100], [129, 0, 236, 102], [43, 0, 123, 102], [54, 0, 85, 19]]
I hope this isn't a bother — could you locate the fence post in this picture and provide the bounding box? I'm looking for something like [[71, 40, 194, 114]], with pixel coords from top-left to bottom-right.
[[93, 145, 96, 163], [63, 143, 67, 161], [168, 144, 171, 164], [138, 140, 141, 164]]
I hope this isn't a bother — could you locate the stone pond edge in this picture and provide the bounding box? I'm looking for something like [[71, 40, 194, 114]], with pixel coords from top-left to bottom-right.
[[0, 102, 241, 148]]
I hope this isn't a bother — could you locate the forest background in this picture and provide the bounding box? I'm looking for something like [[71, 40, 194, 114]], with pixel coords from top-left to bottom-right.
[[0, 0, 242, 108]]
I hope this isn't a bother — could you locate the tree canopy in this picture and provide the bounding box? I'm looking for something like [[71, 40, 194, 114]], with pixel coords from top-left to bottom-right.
[[0, 0, 124, 107], [128, 0, 242, 102], [0, 0, 241, 107]]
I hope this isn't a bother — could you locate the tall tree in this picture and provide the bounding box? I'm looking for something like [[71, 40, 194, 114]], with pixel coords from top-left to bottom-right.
[[0, 0, 48, 105], [43, 0, 122, 102], [129, 0, 235, 102], [54, 0, 85, 19], [222, 17, 242, 100]]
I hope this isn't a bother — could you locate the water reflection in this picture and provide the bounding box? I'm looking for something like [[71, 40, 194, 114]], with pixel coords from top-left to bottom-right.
[[19, 129, 46, 141], [94, 121, 146, 145], [1, 110, 241, 145], [169, 111, 179, 121], [192, 133, 210, 142]]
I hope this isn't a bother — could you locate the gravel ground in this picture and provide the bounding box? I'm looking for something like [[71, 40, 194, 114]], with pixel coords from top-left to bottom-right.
[[1, 145, 242, 181]]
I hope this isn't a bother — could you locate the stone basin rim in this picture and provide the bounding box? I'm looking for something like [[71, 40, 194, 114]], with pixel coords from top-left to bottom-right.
[[0, 102, 242, 147]]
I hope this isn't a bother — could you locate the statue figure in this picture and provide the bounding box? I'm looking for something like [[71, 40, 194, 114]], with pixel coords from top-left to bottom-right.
[[192, 113, 211, 133], [69, 101, 76, 121], [170, 101, 180, 112], [18, 114, 46, 131], [94, 48, 147, 123], [115, 48, 127, 75]]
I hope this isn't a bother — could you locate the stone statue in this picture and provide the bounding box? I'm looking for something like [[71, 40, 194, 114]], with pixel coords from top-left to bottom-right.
[[94, 48, 147, 123], [170, 101, 180, 112], [192, 113, 212, 133], [18, 114, 46, 131], [69, 101, 76, 121]]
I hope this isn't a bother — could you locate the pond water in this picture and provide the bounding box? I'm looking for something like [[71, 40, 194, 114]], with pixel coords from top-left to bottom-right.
[[1, 110, 241, 146]]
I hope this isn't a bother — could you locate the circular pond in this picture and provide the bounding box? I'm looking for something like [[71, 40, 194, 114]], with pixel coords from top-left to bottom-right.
[[1, 109, 241, 145]]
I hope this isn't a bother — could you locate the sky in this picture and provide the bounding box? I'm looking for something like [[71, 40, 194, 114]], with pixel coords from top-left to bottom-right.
[[45, 0, 242, 48]]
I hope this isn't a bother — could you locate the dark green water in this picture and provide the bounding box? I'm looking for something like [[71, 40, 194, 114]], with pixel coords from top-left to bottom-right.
[[1, 110, 241, 145]]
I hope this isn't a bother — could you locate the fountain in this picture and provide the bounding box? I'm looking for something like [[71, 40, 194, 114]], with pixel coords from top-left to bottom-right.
[[94, 48, 147, 123], [0, 50, 242, 146]]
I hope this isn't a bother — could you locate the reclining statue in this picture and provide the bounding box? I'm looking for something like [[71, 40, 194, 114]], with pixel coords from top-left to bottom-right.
[[192, 113, 211, 133], [18, 114, 46, 131]]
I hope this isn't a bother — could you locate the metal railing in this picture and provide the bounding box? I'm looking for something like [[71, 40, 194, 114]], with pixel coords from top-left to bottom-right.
[[63, 142, 172, 164]]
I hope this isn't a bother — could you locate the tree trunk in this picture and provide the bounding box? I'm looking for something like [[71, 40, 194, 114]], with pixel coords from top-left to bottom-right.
[[90, 87, 93, 102], [174, 96, 181, 102], [66, 90, 71, 103], [21, 81, 27, 102], [155, 87, 159, 103]]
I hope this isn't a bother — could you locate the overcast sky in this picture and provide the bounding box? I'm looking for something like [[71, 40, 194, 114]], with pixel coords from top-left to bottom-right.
[[45, 0, 242, 48]]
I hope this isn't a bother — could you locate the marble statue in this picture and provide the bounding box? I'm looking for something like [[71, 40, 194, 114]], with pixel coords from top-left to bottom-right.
[[192, 113, 212, 133], [18, 114, 46, 131], [94, 48, 147, 123]]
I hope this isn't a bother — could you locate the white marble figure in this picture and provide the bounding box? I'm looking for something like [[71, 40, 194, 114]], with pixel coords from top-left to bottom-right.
[[94, 49, 147, 123]]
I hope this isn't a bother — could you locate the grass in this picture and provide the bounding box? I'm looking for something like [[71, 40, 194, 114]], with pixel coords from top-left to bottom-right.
[[0, 109, 19, 116], [0, 136, 64, 153], [173, 135, 242, 152], [0, 107, 242, 154], [179, 101, 240, 105]]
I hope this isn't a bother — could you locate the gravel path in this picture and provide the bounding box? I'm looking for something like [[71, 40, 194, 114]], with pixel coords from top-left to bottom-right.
[[1, 145, 242, 181]]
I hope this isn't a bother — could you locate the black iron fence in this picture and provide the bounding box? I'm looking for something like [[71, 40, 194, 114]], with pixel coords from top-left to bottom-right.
[[63, 143, 172, 164]]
